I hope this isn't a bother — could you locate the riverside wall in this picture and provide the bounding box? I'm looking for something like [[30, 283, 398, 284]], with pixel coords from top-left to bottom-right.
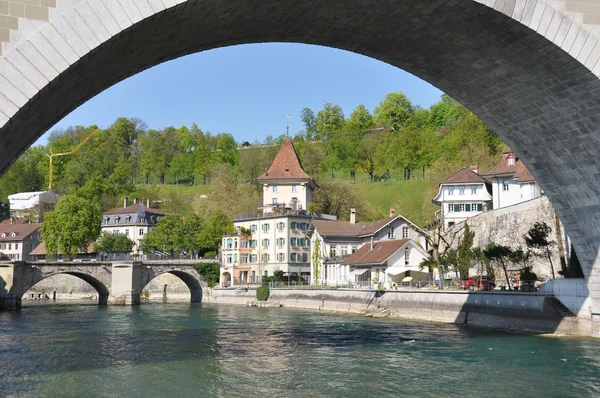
[[206, 287, 591, 336]]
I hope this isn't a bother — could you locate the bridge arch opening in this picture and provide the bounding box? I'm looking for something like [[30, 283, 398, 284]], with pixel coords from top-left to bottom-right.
[[141, 270, 203, 303], [2, 0, 600, 316], [22, 272, 110, 306]]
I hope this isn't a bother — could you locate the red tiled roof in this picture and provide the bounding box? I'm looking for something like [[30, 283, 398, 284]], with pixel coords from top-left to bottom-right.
[[441, 168, 489, 184], [103, 203, 168, 216], [0, 222, 40, 242], [483, 152, 535, 182], [0, 218, 32, 225], [256, 136, 312, 181], [30, 242, 95, 256], [343, 239, 410, 265], [312, 216, 398, 237]]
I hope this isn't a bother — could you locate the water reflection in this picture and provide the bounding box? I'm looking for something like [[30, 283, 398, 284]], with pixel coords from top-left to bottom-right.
[[1, 302, 599, 397]]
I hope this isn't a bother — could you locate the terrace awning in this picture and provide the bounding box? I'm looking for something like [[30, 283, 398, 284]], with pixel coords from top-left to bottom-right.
[[386, 267, 410, 275], [349, 268, 369, 277]]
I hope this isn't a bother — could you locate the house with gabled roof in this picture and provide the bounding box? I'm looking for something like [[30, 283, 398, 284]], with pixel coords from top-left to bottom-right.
[[432, 166, 493, 230], [0, 218, 41, 261], [342, 238, 430, 288], [308, 208, 428, 286], [481, 151, 541, 209]]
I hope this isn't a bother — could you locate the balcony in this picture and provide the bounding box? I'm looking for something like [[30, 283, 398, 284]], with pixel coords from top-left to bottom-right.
[[324, 255, 350, 264], [233, 207, 310, 221]]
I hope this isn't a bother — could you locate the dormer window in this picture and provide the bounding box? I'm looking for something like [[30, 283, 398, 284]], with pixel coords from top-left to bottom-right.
[[0, 233, 5, 237], [459, 185, 465, 195], [11, 232, 17, 237], [508, 157, 515, 165], [115, 216, 121, 224], [103, 217, 110, 224], [448, 186, 455, 195], [125, 215, 131, 223], [140, 217, 146, 223]]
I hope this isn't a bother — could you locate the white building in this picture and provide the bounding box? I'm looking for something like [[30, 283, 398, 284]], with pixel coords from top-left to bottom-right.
[[220, 136, 332, 287], [482, 151, 542, 209], [343, 238, 429, 288], [308, 208, 429, 286], [101, 199, 168, 254], [8, 191, 60, 222], [432, 167, 493, 230]]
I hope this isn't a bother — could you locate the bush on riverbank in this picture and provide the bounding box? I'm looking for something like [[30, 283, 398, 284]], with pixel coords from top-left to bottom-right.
[[256, 285, 270, 301], [194, 262, 220, 287]]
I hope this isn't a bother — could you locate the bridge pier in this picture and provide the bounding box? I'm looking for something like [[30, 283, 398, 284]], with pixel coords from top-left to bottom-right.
[[109, 262, 142, 306]]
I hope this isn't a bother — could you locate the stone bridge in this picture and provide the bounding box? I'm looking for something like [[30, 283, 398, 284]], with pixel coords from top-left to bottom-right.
[[0, 259, 210, 308], [1, 0, 600, 334]]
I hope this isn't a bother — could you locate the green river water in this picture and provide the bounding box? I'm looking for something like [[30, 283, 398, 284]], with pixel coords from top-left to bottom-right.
[[1, 301, 600, 397]]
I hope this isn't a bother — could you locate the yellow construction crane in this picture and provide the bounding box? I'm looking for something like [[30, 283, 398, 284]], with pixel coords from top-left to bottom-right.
[[47, 128, 101, 191]]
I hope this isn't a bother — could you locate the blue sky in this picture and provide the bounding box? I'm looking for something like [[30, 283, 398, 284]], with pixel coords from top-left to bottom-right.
[[40, 43, 442, 145]]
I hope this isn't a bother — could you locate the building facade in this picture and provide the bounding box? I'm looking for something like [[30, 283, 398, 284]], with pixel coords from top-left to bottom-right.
[[432, 167, 493, 230], [309, 208, 429, 286], [0, 218, 41, 261], [8, 191, 60, 222], [482, 151, 542, 210], [220, 136, 331, 287], [101, 200, 168, 254]]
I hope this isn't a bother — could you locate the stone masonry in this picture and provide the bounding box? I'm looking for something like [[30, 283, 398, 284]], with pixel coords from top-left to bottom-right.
[[2, 0, 600, 333]]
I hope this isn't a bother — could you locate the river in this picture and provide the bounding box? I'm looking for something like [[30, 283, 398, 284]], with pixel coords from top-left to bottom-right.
[[1, 301, 599, 397]]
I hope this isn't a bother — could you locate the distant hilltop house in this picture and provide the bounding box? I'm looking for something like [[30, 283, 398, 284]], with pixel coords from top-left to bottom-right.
[[220, 136, 335, 287], [433, 152, 542, 229], [0, 218, 41, 261], [8, 191, 61, 222], [101, 199, 169, 255], [308, 208, 429, 287]]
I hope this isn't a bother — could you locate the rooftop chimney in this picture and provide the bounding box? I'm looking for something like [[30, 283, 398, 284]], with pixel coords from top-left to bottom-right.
[[124, 197, 128, 208], [350, 208, 356, 224], [146, 199, 150, 208], [469, 165, 478, 174], [370, 236, 374, 251], [390, 208, 396, 218], [10, 217, 15, 225], [134, 198, 138, 204]]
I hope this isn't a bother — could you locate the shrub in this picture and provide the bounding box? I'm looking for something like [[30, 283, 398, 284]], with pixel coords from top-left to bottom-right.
[[203, 251, 217, 258], [194, 262, 220, 288], [256, 285, 270, 301]]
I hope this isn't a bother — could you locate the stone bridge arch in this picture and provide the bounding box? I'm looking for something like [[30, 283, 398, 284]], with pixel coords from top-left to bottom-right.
[[8, 262, 112, 306], [140, 264, 205, 303], [1, 0, 600, 322]]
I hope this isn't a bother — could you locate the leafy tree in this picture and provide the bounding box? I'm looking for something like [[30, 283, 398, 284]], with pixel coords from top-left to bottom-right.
[[315, 103, 345, 141], [308, 180, 370, 220], [194, 262, 220, 288], [524, 222, 556, 279], [301, 108, 317, 141], [93, 232, 135, 254], [418, 256, 439, 286], [312, 237, 322, 283], [440, 249, 459, 284], [484, 243, 513, 290], [41, 195, 102, 259], [374, 92, 414, 131], [140, 214, 185, 254], [457, 224, 475, 279], [357, 132, 382, 182]]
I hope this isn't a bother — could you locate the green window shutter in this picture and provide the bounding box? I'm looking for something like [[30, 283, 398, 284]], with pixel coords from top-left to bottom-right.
[[303, 253, 307, 262], [477, 203, 483, 211], [454, 204, 460, 212], [465, 204, 471, 212]]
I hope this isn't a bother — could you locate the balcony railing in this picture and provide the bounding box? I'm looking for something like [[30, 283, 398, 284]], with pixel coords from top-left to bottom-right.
[[324, 255, 350, 263], [233, 207, 310, 221]]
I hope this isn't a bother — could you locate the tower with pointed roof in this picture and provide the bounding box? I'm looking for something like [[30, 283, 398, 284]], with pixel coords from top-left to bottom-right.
[[256, 136, 318, 212]]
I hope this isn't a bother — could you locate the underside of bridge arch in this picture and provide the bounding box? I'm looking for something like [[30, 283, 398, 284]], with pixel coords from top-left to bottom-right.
[[23, 272, 110, 305], [2, 0, 600, 313], [142, 271, 203, 303]]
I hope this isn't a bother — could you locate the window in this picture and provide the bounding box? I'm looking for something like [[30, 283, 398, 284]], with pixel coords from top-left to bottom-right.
[[459, 204, 465, 212], [15, 243, 18, 251], [471, 186, 477, 194], [252, 271, 256, 283], [302, 253, 308, 262], [277, 222, 285, 231], [448, 204, 453, 213], [234, 253, 238, 263], [139, 229, 144, 236], [125, 229, 129, 237], [126, 215, 131, 223], [262, 223, 270, 232], [264, 270, 268, 276], [341, 246, 347, 256], [261, 253, 270, 263], [402, 227, 410, 238], [471, 203, 478, 212], [292, 185, 297, 192], [352, 246, 358, 253], [272, 197, 278, 205], [227, 255, 232, 264], [241, 254, 249, 264], [140, 217, 146, 223], [290, 238, 297, 246], [508, 157, 515, 165], [448, 186, 455, 195], [330, 247, 337, 257], [290, 253, 297, 262], [234, 239, 238, 249], [277, 253, 285, 262], [459, 185, 465, 195], [404, 248, 410, 265], [15, 254, 19, 260], [503, 180, 509, 191], [388, 226, 395, 238], [115, 216, 120, 224], [272, 185, 278, 192], [227, 238, 233, 249], [262, 239, 270, 248]]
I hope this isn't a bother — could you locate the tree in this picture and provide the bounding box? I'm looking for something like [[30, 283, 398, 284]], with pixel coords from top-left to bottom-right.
[[41, 195, 102, 259], [457, 224, 475, 279], [315, 103, 345, 141], [484, 243, 513, 290], [524, 222, 556, 279], [419, 257, 439, 286], [301, 108, 317, 141], [312, 237, 322, 284], [93, 232, 135, 254], [308, 179, 371, 220], [194, 262, 220, 287], [373, 92, 414, 131]]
